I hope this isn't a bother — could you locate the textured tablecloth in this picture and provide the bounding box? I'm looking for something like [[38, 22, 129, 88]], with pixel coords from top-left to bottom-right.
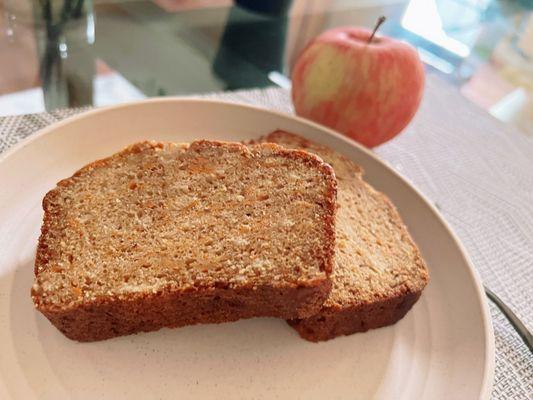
[[0, 75, 531, 399]]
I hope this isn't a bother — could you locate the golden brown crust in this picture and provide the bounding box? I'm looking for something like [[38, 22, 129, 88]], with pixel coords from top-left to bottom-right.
[[33, 140, 337, 341], [41, 280, 332, 342], [252, 130, 364, 176], [258, 131, 429, 342], [288, 290, 421, 342]]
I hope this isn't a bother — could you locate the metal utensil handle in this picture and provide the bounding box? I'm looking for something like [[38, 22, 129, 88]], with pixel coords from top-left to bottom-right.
[[485, 286, 533, 354]]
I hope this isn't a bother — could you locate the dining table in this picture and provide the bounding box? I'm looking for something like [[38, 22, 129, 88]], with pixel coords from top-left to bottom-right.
[[1, 0, 532, 398], [1, 72, 532, 398]]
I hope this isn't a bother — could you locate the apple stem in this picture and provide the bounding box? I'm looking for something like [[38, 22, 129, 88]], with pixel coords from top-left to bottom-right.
[[368, 16, 386, 44]]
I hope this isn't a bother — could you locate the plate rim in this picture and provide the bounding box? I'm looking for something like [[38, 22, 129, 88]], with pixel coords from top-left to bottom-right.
[[0, 97, 495, 398]]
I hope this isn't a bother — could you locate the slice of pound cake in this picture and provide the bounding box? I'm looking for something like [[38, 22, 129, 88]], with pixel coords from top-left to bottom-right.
[[258, 131, 429, 342], [32, 140, 337, 342]]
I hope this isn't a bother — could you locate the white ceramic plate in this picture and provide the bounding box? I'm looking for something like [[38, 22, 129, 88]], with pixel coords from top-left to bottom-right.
[[0, 99, 494, 400]]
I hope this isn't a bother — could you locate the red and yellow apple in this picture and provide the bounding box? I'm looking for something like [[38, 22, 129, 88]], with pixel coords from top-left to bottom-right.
[[291, 25, 425, 147]]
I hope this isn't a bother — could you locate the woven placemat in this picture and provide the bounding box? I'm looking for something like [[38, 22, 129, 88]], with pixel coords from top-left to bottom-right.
[[1, 76, 531, 399]]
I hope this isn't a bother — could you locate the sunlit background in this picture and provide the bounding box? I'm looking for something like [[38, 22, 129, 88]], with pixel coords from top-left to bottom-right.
[[1, 0, 532, 135]]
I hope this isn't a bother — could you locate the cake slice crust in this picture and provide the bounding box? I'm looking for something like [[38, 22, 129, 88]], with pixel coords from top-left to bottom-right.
[[258, 131, 429, 342]]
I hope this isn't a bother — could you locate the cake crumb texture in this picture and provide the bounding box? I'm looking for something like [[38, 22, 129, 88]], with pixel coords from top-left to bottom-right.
[[32, 140, 337, 341]]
